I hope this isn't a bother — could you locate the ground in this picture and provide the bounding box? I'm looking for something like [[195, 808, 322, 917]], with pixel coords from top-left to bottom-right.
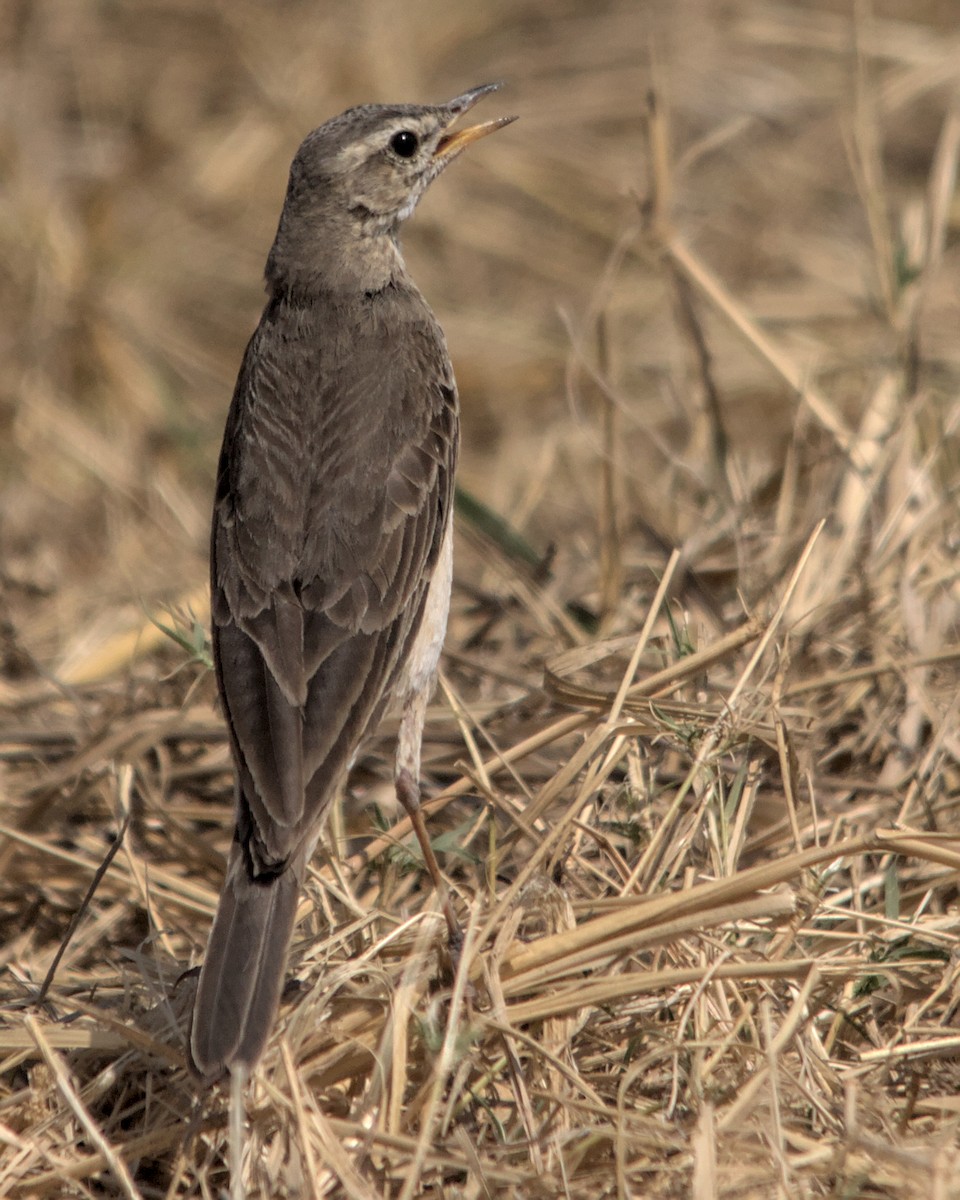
[[2, 2, 960, 1197]]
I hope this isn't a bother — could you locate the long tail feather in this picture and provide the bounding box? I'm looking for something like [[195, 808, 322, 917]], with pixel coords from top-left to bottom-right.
[[190, 849, 300, 1079]]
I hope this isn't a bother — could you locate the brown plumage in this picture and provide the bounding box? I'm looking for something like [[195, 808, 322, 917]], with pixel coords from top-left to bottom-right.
[[190, 85, 515, 1080]]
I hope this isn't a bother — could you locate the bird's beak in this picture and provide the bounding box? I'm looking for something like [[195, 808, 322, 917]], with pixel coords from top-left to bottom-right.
[[434, 83, 517, 161]]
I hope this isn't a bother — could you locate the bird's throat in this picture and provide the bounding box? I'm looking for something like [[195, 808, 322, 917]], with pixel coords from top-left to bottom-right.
[[267, 223, 405, 298]]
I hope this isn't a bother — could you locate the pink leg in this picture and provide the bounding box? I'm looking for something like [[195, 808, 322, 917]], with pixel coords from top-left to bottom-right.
[[395, 767, 461, 946]]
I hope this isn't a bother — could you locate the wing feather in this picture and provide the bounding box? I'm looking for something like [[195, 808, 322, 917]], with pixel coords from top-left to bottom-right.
[[211, 286, 457, 877]]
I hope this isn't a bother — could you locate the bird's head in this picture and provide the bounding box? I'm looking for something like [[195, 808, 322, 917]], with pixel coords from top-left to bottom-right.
[[266, 84, 515, 295]]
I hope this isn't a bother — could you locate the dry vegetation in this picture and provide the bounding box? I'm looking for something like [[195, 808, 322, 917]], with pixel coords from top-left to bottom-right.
[[3, 1, 960, 1196]]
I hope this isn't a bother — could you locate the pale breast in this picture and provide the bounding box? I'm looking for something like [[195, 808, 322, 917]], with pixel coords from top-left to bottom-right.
[[395, 517, 453, 706]]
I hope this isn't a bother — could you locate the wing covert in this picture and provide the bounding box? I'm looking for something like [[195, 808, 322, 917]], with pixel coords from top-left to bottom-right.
[[211, 290, 458, 874]]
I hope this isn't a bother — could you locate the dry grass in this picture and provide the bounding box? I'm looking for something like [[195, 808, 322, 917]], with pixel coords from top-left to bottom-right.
[[3, 1, 960, 1196]]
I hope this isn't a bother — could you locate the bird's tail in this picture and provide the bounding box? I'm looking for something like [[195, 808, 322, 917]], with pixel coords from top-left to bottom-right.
[[189, 847, 300, 1080]]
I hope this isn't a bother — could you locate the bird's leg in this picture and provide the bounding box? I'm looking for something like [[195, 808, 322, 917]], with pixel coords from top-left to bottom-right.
[[396, 663, 463, 956], [395, 767, 462, 951]]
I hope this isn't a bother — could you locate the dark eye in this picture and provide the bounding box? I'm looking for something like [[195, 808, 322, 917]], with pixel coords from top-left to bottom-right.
[[390, 130, 419, 158]]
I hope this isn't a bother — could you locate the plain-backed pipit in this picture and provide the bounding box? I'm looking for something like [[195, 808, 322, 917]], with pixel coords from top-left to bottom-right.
[[190, 84, 515, 1080]]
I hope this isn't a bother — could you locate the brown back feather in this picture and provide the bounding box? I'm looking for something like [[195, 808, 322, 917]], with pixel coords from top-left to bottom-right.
[[211, 282, 458, 875]]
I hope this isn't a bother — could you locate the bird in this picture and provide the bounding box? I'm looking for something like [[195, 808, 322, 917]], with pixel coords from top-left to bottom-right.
[[189, 84, 515, 1080]]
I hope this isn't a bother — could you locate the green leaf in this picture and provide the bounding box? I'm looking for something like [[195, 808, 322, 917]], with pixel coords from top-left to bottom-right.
[[455, 485, 541, 568]]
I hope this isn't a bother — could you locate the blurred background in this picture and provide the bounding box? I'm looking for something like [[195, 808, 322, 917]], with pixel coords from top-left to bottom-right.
[[2, 0, 959, 681], [4, 7, 960, 1190]]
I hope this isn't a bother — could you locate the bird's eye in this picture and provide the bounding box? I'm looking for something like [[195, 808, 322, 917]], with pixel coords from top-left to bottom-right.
[[390, 130, 419, 158]]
